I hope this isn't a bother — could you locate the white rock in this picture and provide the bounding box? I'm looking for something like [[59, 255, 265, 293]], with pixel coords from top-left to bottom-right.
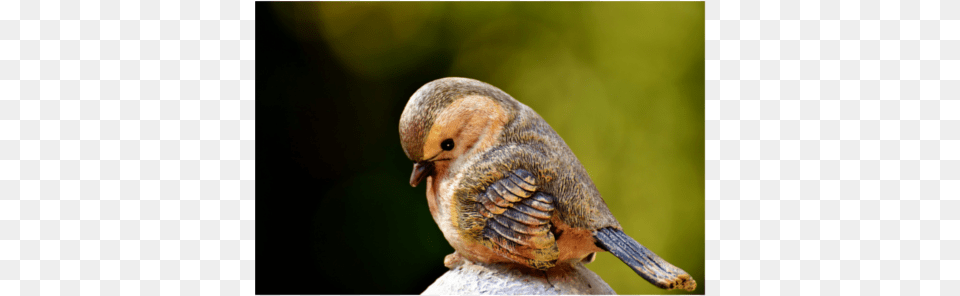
[[422, 260, 616, 295]]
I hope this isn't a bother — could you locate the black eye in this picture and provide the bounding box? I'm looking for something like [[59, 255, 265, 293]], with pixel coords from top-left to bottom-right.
[[441, 139, 455, 151]]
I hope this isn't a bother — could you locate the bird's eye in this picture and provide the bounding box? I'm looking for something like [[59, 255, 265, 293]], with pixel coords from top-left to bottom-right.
[[441, 139, 455, 151]]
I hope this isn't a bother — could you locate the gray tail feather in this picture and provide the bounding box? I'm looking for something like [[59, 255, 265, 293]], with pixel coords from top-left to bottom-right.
[[593, 227, 696, 291]]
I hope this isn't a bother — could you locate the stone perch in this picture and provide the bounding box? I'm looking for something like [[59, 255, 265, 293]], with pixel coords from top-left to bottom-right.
[[422, 260, 616, 295]]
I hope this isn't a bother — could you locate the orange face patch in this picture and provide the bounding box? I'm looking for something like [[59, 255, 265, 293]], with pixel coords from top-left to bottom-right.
[[422, 95, 508, 165]]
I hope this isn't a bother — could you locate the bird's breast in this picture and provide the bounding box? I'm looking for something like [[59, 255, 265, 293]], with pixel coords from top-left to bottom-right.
[[427, 168, 465, 250]]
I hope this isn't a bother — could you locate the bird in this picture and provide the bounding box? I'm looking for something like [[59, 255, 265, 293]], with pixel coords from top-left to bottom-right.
[[398, 77, 696, 291]]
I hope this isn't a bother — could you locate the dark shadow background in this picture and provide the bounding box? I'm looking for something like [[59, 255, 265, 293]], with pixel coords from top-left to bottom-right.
[[257, 2, 704, 295]]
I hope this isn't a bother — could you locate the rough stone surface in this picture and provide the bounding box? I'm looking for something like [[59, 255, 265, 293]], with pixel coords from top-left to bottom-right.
[[422, 260, 616, 295]]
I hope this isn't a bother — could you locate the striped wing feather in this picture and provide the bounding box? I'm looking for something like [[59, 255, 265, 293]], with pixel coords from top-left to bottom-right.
[[477, 169, 558, 269]]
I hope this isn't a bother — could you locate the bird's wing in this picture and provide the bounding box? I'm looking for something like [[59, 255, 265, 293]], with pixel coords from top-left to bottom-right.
[[477, 168, 559, 270]]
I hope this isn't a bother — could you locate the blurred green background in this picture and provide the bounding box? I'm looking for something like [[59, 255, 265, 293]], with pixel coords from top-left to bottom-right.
[[256, 2, 703, 295]]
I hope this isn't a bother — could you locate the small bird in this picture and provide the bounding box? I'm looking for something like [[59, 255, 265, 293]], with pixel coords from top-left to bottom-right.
[[399, 77, 695, 291]]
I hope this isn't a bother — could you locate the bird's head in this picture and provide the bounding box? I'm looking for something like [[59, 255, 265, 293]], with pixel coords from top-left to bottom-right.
[[399, 77, 516, 187]]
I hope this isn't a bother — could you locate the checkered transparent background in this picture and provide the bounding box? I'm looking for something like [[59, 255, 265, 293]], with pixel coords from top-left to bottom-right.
[[706, 0, 958, 295], [1, 0, 957, 295], [2, 0, 254, 295]]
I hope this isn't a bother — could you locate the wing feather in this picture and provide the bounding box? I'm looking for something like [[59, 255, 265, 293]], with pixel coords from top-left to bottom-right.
[[507, 174, 537, 193], [511, 202, 553, 220], [480, 192, 507, 215], [485, 183, 512, 205], [493, 214, 549, 235], [478, 169, 558, 269], [522, 197, 555, 212]]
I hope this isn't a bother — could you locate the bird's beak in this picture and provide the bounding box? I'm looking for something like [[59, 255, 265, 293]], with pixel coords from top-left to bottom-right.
[[409, 161, 434, 187]]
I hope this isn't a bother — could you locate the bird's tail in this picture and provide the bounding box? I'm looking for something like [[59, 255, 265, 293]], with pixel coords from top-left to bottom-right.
[[593, 227, 697, 291]]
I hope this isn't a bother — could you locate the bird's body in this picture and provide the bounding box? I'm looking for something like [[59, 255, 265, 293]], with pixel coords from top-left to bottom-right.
[[400, 77, 695, 291]]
